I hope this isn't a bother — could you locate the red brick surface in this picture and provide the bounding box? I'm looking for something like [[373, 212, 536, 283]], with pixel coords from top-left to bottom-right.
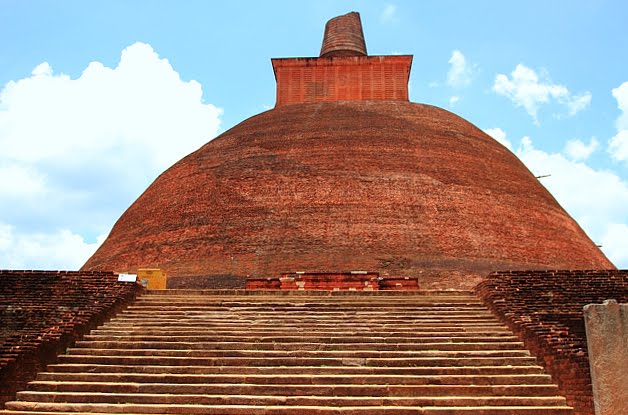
[[247, 271, 378, 290], [246, 271, 421, 291], [319, 12, 367, 58], [475, 270, 628, 415], [0, 270, 140, 407], [272, 55, 411, 106], [83, 101, 613, 287]]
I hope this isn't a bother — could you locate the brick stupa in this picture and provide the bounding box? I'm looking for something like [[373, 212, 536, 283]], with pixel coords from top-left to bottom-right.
[[83, 12, 613, 288]]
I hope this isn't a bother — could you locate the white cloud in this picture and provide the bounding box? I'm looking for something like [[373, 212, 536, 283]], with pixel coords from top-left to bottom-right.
[[608, 81, 628, 162], [609, 130, 628, 161], [0, 223, 106, 270], [0, 42, 222, 269], [483, 127, 512, 150], [601, 224, 628, 267], [567, 93, 593, 116], [564, 137, 599, 161], [447, 50, 475, 88], [0, 162, 47, 197], [493, 64, 591, 123], [515, 136, 628, 268], [612, 81, 628, 130], [380, 4, 398, 23], [449, 96, 460, 107]]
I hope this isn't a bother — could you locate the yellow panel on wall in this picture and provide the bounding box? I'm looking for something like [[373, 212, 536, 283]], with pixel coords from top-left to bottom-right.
[[137, 268, 167, 290]]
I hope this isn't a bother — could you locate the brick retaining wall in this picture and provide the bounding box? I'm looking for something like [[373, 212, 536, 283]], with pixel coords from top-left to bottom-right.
[[0, 270, 141, 407], [475, 270, 628, 415]]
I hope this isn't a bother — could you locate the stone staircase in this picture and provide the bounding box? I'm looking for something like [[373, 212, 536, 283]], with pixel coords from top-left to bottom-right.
[[2, 289, 574, 414]]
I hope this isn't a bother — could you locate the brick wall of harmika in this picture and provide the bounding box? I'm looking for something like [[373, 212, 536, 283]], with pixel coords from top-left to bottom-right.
[[475, 270, 628, 415], [0, 270, 142, 407]]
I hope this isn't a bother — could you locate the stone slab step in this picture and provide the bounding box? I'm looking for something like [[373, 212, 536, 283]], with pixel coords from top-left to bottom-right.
[[26, 381, 561, 397], [136, 297, 483, 301], [1, 402, 574, 414], [45, 364, 547, 376], [131, 302, 487, 308], [120, 314, 494, 320], [93, 329, 509, 338], [85, 333, 514, 342], [13, 391, 569, 406], [122, 300, 489, 305], [103, 320, 505, 332], [64, 348, 532, 358], [120, 309, 494, 316], [73, 341, 525, 351], [3, 290, 573, 415], [56, 355, 540, 367], [125, 306, 491, 312], [109, 317, 501, 323], [139, 289, 477, 296], [86, 333, 517, 341], [135, 300, 484, 305], [36, 372, 555, 386]]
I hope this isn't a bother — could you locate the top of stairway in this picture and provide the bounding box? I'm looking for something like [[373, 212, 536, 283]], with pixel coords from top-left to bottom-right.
[[143, 289, 476, 297]]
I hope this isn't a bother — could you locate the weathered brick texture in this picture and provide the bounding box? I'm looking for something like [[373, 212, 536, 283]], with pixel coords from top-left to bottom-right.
[[246, 271, 420, 291], [272, 55, 412, 106], [319, 11, 367, 58], [0, 270, 141, 407], [475, 270, 628, 415], [83, 101, 613, 288]]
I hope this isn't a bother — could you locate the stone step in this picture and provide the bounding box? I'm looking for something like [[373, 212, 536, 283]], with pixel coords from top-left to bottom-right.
[[13, 391, 569, 407], [132, 304, 488, 310], [46, 364, 547, 376], [127, 301, 486, 313], [101, 321, 506, 328], [122, 298, 484, 306], [114, 316, 498, 322], [0, 407, 576, 415], [104, 321, 503, 328], [136, 292, 479, 298], [73, 340, 525, 351], [121, 303, 486, 315], [87, 331, 517, 339], [0, 406, 576, 415], [128, 299, 485, 304], [91, 325, 516, 340], [3, 290, 573, 415], [36, 372, 555, 386], [132, 301, 486, 308], [63, 348, 531, 358], [56, 354, 540, 367], [89, 331, 512, 338], [117, 313, 497, 320], [25, 381, 561, 397], [110, 315, 500, 321], [82, 335, 516, 344], [138, 290, 477, 297]]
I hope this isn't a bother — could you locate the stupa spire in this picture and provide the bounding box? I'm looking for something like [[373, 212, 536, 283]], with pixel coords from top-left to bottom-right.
[[271, 11, 412, 106], [319, 12, 367, 58]]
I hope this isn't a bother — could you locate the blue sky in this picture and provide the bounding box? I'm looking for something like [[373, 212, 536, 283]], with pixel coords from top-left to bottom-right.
[[1, 0, 627, 269]]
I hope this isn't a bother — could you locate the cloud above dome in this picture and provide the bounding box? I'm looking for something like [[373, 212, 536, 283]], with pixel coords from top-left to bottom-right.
[[608, 81, 628, 162], [512, 134, 628, 267], [0, 42, 222, 269], [447, 50, 476, 88], [493, 64, 591, 124]]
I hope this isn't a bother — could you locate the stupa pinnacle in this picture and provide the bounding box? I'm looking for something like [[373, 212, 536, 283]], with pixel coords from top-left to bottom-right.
[[272, 12, 411, 106], [83, 12, 613, 288], [319, 12, 367, 57]]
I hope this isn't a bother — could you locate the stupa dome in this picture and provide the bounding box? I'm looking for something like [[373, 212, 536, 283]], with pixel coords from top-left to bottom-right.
[[82, 13, 613, 288]]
